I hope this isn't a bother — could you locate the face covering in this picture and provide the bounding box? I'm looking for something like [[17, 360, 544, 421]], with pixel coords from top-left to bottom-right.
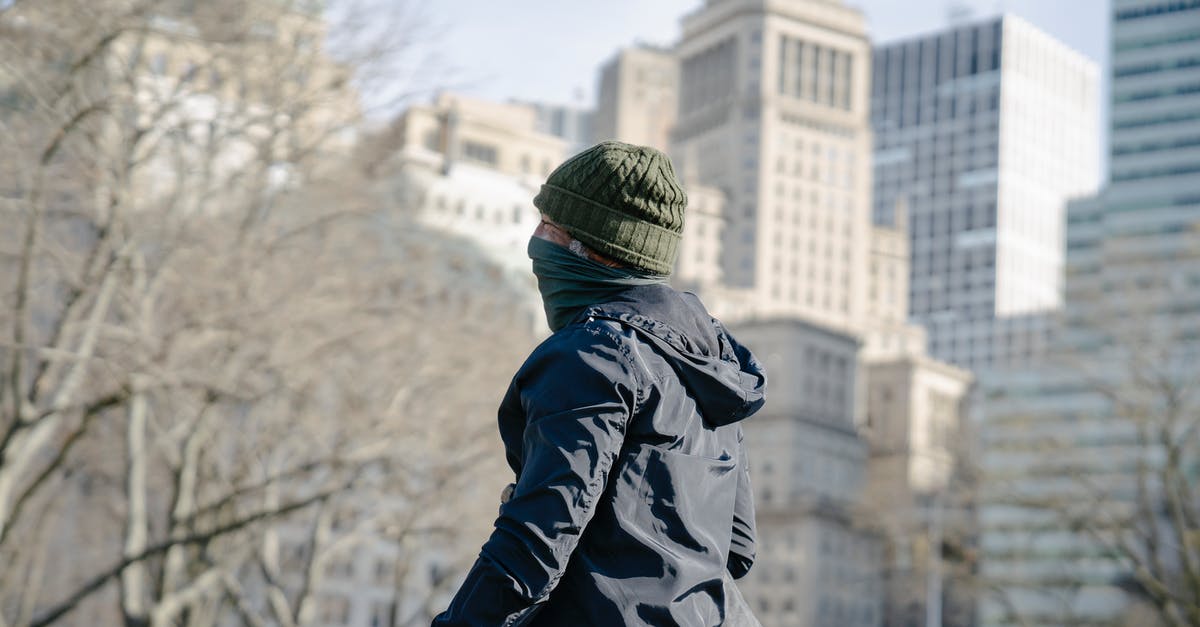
[[528, 236, 667, 332]]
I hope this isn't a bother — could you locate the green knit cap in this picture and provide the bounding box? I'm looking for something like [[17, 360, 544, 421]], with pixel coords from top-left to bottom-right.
[[533, 141, 687, 275]]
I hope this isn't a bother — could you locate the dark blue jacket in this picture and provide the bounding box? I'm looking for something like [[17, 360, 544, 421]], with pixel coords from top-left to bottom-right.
[[433, 284, 767, 626]]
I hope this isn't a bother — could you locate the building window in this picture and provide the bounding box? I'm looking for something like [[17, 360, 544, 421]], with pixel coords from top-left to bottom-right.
[[375, 558, 391, 582], [839, 53, 853, 110], [462, 141, 498, 166], [321, 597, 351, 625], [150, 53, 168, 75], [1116, 0, 1200, 21], [371, 601, 392, 627], [424, 130, 440, 152], [326, 557, 355, 579]]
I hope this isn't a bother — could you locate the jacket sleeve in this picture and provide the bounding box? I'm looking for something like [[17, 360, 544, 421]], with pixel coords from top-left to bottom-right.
[[726, 427, 757, 579], [433, 327, 640, 626]]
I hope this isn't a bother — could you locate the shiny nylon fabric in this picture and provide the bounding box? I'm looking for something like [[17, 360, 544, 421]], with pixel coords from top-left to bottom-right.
[[527, 236, 667, 332], [433, 284, 766, 626]]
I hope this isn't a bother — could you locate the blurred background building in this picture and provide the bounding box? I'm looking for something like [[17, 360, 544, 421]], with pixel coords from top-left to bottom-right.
[[516, 100, 596, 154], [863, 199, 931, 362], [975, 1, 1200, 625], [7, 0, 1189, 626], [372, 93, 569, 331], [592, 44, 679, 150], [341, 1, 1140, 626], [671, 0, 875, 337], [383, 94, 562, 262], [672, 184, 729, 291], [863, 354, 974, 626], [871, 15, 1101, 373], [733, 318, 883, 627]]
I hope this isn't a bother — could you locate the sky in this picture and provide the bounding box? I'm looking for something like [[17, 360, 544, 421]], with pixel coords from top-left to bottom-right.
[[423, 0, 1109, 107], [407, 0, 1110, 173]]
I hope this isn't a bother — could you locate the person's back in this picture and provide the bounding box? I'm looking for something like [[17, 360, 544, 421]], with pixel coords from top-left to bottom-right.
[[433, 142, 766, 626]]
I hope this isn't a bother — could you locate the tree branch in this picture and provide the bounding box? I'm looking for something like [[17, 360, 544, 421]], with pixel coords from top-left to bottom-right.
[[30, 479, 355, 627]]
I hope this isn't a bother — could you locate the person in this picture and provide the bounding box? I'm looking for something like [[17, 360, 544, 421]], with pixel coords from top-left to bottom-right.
[[432, 141, 767, 626]]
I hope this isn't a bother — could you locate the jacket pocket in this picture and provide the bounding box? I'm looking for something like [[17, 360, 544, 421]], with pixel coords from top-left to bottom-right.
[[618, 445, 738, 552]]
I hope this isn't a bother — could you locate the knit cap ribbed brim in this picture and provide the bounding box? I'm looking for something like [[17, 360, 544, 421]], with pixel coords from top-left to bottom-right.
[[533, 141, 687, 275]]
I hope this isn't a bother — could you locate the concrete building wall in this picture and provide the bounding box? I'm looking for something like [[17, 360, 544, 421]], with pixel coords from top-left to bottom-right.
[[738, 318, 862, 430], [867, 203, 910, 329], [398, 93, 567, 181], [674, 183, 728, 290], [865, 357, 971, 500], [592, 45, 678, 151], [863, 200, 929, 361], [381, 93, 571, 333], [390, 94, 568, 254], [673, 0, 874, 336], [731, 318, 883, 627], [862, 355, 972, 627]]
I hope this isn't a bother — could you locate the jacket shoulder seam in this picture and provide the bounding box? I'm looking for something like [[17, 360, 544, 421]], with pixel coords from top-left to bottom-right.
[[576, 318, 650, 410]]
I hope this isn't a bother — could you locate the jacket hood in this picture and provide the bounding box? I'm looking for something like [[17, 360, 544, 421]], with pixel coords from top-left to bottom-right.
[[582, 285, 767, 427]]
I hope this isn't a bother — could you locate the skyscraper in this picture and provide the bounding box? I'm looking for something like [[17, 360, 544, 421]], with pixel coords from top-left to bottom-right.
[[592, 44, 678, 150], [1058, 1, 1200, 356], [975, 2, 1200, 624], [871, 16, 1100, 372], [517, 100, 595, 154], [672, 0, 874, 336]]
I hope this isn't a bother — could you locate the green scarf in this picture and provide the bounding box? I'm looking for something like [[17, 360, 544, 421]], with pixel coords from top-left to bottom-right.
[[527, 237, 667, 332]]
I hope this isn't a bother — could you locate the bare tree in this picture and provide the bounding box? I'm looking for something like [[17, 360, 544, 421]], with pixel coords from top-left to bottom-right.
[[859, 417, 982, 627], [980, 279, 1200, 626], [1, 2, 532, 626]]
